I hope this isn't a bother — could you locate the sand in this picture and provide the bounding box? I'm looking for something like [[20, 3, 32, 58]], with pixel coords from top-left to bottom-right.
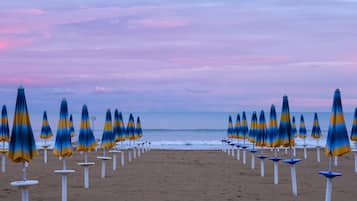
[[0, 148, 357, 201]]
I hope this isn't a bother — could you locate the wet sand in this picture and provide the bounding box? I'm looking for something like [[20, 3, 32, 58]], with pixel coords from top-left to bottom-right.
[[0, 148, 356, 201]]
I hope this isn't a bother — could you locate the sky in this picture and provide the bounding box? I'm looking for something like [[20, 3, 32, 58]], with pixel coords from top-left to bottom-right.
[[1, 0, 357, 114]]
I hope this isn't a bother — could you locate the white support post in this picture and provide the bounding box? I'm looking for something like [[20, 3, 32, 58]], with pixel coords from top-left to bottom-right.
[[121, 151, 125, 167], [274, 162, 278, 185], [236, 148, 240, 161], [317, 147, 321, 163], [243, 150, 246, 165], [260, 159, 264, 177], [291, 165, 298, 196], [1, 152, 6, 173], [251, 153, 255, 170]]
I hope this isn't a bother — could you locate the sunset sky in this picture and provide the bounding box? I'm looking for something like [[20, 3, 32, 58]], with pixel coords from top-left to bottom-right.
[[1, 0, 357, 113]]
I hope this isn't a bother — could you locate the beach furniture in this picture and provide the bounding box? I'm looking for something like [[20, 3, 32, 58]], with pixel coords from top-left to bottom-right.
[[319, 89, 351, 201], [8, 87, 39, 201], [256, 111, 268, 177], [248, 112, 258, 170], [40, 111, 53, 164], [311, 113, 322, 162], [351, 108, 357, 173], [77, 105, 97, 188], [0, 105, 10, 173], [298, 115, 307, 160]]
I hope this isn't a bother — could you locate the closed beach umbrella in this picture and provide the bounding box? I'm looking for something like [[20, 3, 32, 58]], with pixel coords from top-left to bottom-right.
[[241, 112, 249, 165], [268, 105, 279, 148], [249, 112, 258, 170], [0, 105, 10, 143], [127, 113, 136, 140], [268, 104, 282, 185], [320, 89, 351, 201], [256, 110, 268, 177], [311, 113, 322, 162], [248, 112, 258, 145], [278, 96, 294, 148], [234, 114, 241, 139], [227, 116, 234, 139], [298, 115, 308, 159], [53, 99, 72, 158], [279, 95, 302, 196], [101, 109, 115, 150], [256, 111, 267, 147], [351, 108, 357, 173], [40, 111, 53, 140], [0, 105, 10, 172], [40, 111, 53, 164], [291, 116, 297, 138], [114, 110, 126, 142], [8, 87, 39, 201], [98, 109, 114, 179], [8, 87, 38, 163], [136, 117, 143, 139], [69, 115, 75, 138], [77, 105, 97, 152]]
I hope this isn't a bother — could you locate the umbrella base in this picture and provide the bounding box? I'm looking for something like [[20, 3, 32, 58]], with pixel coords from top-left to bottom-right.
[[11, 180, 39, 201], [269, 157, 283, 162], [257, 155, 268, 160], [319, 171, 342, 179], [283, 158, 302, 165]]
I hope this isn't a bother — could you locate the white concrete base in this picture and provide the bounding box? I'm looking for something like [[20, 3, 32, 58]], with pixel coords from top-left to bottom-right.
[[77, 162, 95, 189], [10, 180, 39, 201], [97, 156, 112, 178]]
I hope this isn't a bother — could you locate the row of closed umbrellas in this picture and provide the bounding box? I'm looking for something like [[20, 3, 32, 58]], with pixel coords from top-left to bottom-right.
[[223, 89, 355, 201]]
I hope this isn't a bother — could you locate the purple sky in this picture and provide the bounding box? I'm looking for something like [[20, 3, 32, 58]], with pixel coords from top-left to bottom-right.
[[1, 0, 357, 113]]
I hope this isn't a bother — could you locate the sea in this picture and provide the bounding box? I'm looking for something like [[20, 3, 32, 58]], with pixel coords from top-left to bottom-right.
[[4, 112, 357, 150]]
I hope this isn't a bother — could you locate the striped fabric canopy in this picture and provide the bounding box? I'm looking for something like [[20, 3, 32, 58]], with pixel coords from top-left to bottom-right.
[[291, 116, 297, 138], [234, 114, 241, 139], [126, 113, 136, 140], [278, 96, 294, 147], [325, 89, 351, 156], [101, 109, 115, 149], [298, 115, 307, 139], [256, 111, 267, 147], [40, 111, 53, 139], [248, 112, 258, 143], [114, 110, 126, 142], [311, 113, 322, 139], [8, 87, 38, 162], [77, 105, 97, 152], [350, 108, 357, 141], [53, 99, 72, 157], [0, 105, 10, 142], [241, 112, 249, 140], [135, 117, 143, 139], [227, 115, 234, 139], [268, 105, 279, 147]]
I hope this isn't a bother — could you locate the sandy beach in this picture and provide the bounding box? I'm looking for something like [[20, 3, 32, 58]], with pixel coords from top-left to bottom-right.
[[0, 148, 356, 201]]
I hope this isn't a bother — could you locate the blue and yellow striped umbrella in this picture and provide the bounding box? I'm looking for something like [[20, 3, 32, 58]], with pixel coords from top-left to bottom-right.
[[268, 105, 279, 147], [101, 109, 115, 150], [227, 115, 234, 139], [241, 112, 249, 141], [69, 114, 75, 138], [53, 99, 72, 157], [325, 89, 351, 156], [234, 114, 241, 139], [278, 95, 294, 147], [248, 112, 258, 143], [298, 115, 307, 139], [0, 105, 10, 142], [311, 113, 322, 139], [291, 116, 297, 138], [256, 111, 267, 147], [77, 105, 97, 152], [114, 110, 126, 142], [40, 111, 53, 139], [127, 113, 136, 140], [8, 87, 38, 162], [350, 108, 357, 141], [136, 117, 143, 139]]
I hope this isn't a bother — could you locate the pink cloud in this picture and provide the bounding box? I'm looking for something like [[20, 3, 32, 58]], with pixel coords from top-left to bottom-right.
[[0, 38, 33, 50], [132, 18, 189, 28], [0, 76, 49, 85], [2, 8, 45, 17], [0, 26, 29, 34]]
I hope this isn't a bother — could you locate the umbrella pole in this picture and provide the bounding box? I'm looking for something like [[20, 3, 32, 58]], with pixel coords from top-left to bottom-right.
[[304, 138, 307, 160], [1, 141, 5, 173], [317, 139, 320, 163], [354, 152, 357, 173], [334, 156, 338, 166], [44, 139, 48, 164], [84, 153, 89, 188], [325, 156, 333, 201], [237, 146, 240, 161], [293, 146, 296, 157]]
